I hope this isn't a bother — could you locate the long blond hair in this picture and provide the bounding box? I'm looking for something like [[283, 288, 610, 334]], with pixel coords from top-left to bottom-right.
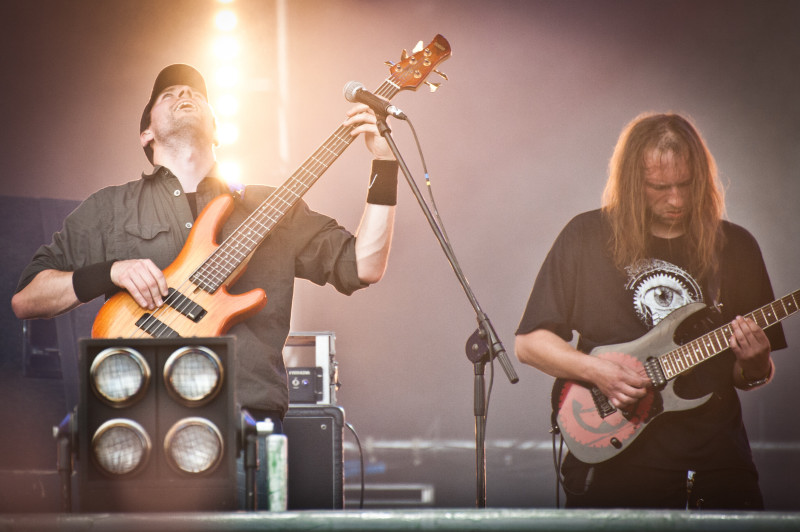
[[601, 113, 725, 279]]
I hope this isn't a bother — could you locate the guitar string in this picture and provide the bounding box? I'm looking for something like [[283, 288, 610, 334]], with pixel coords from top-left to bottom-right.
[[134, 79, 400, 338], [657, 291, 798, 379]]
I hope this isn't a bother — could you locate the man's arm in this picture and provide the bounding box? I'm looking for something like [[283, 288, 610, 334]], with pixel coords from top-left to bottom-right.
[[344, 103, 397, 285], [354, 203, 395, 284], [515, 328, 650, 410], [12, 259, 169, 320], [11, 269, 81, 319]]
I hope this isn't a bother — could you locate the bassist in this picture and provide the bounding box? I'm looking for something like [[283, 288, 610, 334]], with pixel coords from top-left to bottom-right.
[[11, 64, 398, 427], [514, 113, 787, 509]]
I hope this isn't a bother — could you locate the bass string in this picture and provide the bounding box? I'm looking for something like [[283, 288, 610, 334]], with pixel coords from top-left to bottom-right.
[[185, 77, 400, 293]]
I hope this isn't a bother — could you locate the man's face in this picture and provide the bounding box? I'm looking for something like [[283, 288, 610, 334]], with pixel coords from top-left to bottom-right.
[[146, 84, 216, 148], [643, 149, 692, 239]]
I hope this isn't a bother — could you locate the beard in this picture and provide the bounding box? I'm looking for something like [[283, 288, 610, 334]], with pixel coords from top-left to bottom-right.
[[152, 112, 215, 152]]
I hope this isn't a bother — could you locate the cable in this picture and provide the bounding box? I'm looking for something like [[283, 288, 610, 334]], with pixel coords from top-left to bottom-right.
[[552, 430, 593, 506], [345, 421, 365, 509], [553, 432, 564, 507], [404, 117, 455, 249]]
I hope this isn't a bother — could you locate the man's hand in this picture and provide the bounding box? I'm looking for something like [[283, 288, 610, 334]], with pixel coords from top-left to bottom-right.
[[344, 104, 395, 160], [110, 259, 169, 310], [515, 329, 650, 411], [730, 315, 773, 386], [592, 356, 651, 411]]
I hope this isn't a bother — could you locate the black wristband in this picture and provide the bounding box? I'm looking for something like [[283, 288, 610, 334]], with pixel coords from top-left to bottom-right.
[[366, 159, 399, 206], [72, 260, 116, 303]]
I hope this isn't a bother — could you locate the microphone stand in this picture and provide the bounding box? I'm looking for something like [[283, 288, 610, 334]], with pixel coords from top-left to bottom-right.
[[374, 114, 519, 509]]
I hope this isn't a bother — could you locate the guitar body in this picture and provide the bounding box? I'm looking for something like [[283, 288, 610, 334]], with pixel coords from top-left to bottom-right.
[[555, 303, 711, 464], [91, 194, 268, 338]]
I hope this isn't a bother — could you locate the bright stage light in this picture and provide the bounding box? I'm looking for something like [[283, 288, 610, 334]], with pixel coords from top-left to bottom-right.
[[218, 160, 242, 183], [213, 35, 240, 60], [217, 122, 240, 145], [216, 93, 239, 117], [215, 65, 240, 88], [215, 10, 237, 31]]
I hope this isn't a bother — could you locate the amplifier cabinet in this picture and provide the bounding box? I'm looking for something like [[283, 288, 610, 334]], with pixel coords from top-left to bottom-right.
[[283, 405, 344, 509]]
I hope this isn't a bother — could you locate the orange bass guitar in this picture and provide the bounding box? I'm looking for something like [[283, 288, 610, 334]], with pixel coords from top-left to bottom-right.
[[92, 35, 451, 339]]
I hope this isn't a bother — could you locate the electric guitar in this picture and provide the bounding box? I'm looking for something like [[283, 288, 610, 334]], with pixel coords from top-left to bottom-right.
[[91, 35, 451, 339], [554, 288, 799, 464]]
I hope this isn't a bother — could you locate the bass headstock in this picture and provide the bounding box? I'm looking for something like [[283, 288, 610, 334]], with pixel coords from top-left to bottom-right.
[[387, 34, 451, 92]]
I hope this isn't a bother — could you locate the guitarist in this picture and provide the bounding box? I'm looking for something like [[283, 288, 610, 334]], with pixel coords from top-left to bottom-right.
[[12, 64, 398, 430], [514, 113, 786, 509]]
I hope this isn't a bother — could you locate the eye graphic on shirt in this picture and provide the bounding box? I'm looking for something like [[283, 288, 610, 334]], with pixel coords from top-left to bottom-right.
[[626, 260, 702, 329]]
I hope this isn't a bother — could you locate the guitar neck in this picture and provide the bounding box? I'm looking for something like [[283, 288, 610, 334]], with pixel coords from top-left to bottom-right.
[[659, 289, 800, 380], [190, 80, 401, 292]]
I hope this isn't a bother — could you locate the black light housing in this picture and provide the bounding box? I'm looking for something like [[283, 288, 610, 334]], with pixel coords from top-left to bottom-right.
[[75, 336, 239, 512]]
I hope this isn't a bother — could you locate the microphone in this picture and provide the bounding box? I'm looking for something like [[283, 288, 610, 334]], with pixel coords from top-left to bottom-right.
[[343, 81, 406, 119]]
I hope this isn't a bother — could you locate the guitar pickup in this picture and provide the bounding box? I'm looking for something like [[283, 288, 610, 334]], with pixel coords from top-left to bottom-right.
[[136, 314, 180, 338], [591, 386, 617, 418], [166, 288, 207, 323]]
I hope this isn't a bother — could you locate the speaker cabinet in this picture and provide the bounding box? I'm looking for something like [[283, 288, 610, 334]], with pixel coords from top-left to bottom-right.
[[283, 405, 344, 509]]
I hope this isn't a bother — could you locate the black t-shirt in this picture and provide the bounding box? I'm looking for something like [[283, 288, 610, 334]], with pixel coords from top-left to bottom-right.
[[517, 209, 787, 471]]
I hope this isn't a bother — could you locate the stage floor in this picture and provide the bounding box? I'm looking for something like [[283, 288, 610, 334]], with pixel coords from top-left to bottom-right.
[[2, 509, 800, 532]]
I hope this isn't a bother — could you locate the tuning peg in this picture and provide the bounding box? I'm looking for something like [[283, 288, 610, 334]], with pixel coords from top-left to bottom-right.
[[411, 40, 424, 54], [424, 81, 441, 92], [434, 69, 449, 81], [400, 49, 409, 61], [384, 60, 395, 68]]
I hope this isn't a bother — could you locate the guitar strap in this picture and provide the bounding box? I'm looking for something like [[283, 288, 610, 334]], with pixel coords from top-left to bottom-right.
[[706, 241, 723, 314], [708, 270, 720, 309]]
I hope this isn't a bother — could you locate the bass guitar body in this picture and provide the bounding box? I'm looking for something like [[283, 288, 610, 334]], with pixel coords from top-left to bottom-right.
[[91, 194, 267, 339]]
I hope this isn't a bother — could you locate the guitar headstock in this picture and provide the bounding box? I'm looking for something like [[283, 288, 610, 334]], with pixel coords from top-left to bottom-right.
[[387, 34, 451, 92]]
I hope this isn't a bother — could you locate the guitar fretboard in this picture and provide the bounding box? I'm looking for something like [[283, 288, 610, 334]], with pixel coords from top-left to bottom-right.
[[659, 289, 799, 379], [188, 80, 401, 293]]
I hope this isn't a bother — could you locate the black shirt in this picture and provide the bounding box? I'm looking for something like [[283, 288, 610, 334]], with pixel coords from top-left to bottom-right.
[[517, 209, 786, 470]]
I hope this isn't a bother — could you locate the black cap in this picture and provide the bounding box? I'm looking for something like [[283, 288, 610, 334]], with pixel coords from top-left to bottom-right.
[[140, 64, 208, 163]]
